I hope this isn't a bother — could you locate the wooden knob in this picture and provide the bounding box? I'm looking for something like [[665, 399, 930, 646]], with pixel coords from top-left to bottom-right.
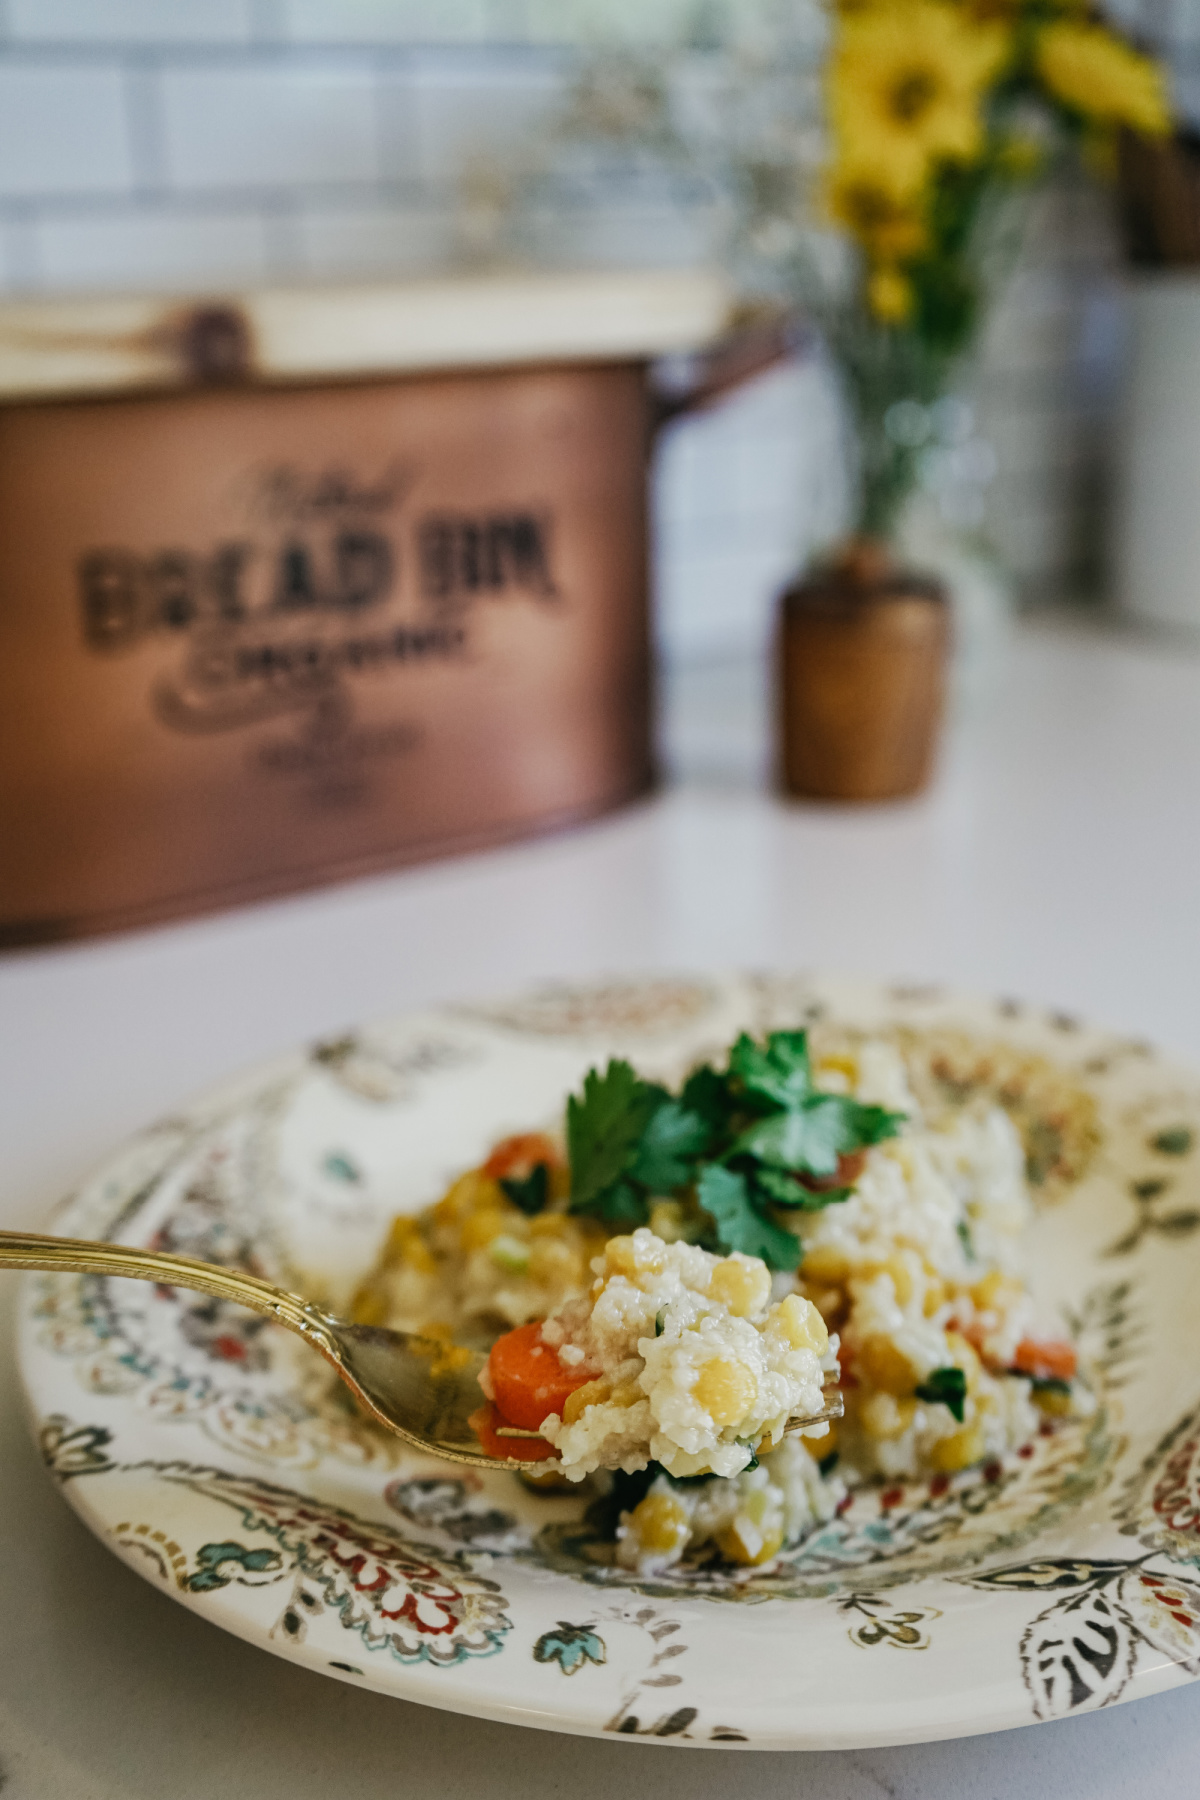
[[777, 551, 949, 802]]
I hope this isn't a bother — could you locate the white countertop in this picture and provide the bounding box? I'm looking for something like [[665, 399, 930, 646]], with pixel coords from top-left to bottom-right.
[[3, 616, 1200, 1797]]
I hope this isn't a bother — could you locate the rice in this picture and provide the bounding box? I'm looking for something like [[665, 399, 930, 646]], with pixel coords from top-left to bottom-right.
[[537, 1230, 836, 1481], [350, 1033, 1088, 1575], [616, 1435, 844, 1574]]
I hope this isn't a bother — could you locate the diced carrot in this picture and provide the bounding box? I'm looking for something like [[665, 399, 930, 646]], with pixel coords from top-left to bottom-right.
[[956, 1318, 990, 1356], [1012, 1338, 1077, 1382], [469, 1402, 558, 1462], [487, 1319, 594, 1431], [796, 1150, 868, 1195], [483, 1133, 562, 1181]]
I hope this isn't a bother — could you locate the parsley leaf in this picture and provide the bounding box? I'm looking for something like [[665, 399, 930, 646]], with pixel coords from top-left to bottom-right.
[[753, 1166, 854, 1210], [562, 1029, 904, 1273], [591, 1177, 647, 1226], [566, 1059, 658, 1216], [732, 1092, 902, 1176], [914, 1366, 967, 1423], [631, 1100, 711, 1192], [727, 1030, 812, 1112], [696, 1165, 802, 1269], [499, 1162, 550, 1215], [680, 1063, 733, 1132]]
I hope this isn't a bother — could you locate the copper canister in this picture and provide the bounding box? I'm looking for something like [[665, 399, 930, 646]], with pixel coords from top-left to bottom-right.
[[0, 271, 733, 944]]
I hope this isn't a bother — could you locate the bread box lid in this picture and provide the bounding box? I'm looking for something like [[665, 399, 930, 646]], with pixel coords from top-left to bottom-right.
[[0, 267, 735, 402]]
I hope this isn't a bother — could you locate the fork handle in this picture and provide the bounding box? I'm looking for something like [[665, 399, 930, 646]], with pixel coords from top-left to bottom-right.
[[0, 1228, 322, 1338]]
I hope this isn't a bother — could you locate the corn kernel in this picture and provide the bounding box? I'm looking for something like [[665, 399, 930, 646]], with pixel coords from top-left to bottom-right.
[[946, 1330, 982, 1390], [692, 1356, 758, 1425], [433, 1170, 504, 1225], [648, 1198, 688, 1243], [971, 1270, 1021, 1311], [518, 1466, 576, 1494], [528, 1212, 571, 1238], [858, 1334, 917, 1397], [708, 1255, 772, 1319], [562, 1378, 611, 1425], [384, 1215, 420, 1259], [923, 1278, 947, 1318], [460, 1208, 512, 1251], [860, 1392, 918, 1440], [627, 1491, 690, 1556], [885, 1254, 917, 1308], [928, 1423, 986, 1473], [802, 1244, 851, 1285], [771, 1292, 829, 1353], [715, 1490, 783, 1565], [604, 1236, 639, 1279]]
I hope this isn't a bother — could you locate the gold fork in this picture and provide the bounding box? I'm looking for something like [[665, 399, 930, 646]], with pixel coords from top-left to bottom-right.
[[1, 1229, 842, 1469]]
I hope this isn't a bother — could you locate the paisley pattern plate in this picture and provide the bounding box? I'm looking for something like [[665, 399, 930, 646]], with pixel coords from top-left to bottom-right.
[[18, 974, 1200, 1750]]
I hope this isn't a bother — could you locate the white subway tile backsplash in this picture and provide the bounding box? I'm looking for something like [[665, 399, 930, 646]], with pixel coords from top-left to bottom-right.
[[160, 62, 381, 190], [0, 63, 133, 198], [520, 0, 708, 46], [655, 539, 797, 661], [295, 198, 455, 274], [522, 199, 717, 269], [403, 59, 562, 184], [6, 0, 255, 45], [0, 212, 39, 290], [33, 205, 271, 290], [282, 0, 490, 44]]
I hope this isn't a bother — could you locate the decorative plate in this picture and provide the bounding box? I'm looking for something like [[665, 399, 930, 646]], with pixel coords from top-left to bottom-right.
[[18, 975, 1200, 1750]]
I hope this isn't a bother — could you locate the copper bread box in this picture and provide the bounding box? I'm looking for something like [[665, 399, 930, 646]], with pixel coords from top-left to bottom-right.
[[0, 269, 733, 945]]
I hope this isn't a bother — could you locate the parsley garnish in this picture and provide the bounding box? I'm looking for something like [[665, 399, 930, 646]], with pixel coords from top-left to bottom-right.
[[499, 1162, 550, 1215], [696, 1166, 803, 1269], [563, 1030, 905, 1269], [914, 1366, 968, 1422]]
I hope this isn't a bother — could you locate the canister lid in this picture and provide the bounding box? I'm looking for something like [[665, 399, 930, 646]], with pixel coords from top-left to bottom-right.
[[0, 267, 734, 401]]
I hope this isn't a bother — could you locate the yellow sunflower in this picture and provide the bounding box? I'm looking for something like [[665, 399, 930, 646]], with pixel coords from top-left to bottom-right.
[[867, 265, 915, 322], [1036, 22, 1170, 137], [828, 0, 1011, 199], [824, 163, 929, 260]]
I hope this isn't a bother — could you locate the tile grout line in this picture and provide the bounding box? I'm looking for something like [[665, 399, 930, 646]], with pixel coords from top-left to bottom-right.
[[122, 50, 169, 200]]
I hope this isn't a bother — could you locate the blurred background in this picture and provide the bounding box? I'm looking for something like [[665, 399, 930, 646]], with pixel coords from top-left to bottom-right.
[[0, 0, 1179, 674]]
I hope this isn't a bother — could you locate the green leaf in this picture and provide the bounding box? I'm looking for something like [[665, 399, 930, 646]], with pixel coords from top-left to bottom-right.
[[499, 1162, 549, 1216], [753, 1166, 854, 1211], [631, 1100, 710, 1192], [566, 1059, 658, 1214], [914, 1366, 967, 1424], [679, 1063, 732, 1132], [732, 1096, 854, 1174], [727, 1030, 812, 1111], [848, 1103, 909, 1149], [1152, 1127, 1194, 1157], [696, 1165, 801, 1270], [592, 1178, 648, 1227]]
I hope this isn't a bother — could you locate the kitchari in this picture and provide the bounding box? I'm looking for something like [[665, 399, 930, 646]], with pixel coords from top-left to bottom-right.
[[351, 1027, 1088, 1574]]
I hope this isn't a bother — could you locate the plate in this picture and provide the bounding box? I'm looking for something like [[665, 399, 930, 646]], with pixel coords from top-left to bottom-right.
[[18, 974, 1200, 1750]]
